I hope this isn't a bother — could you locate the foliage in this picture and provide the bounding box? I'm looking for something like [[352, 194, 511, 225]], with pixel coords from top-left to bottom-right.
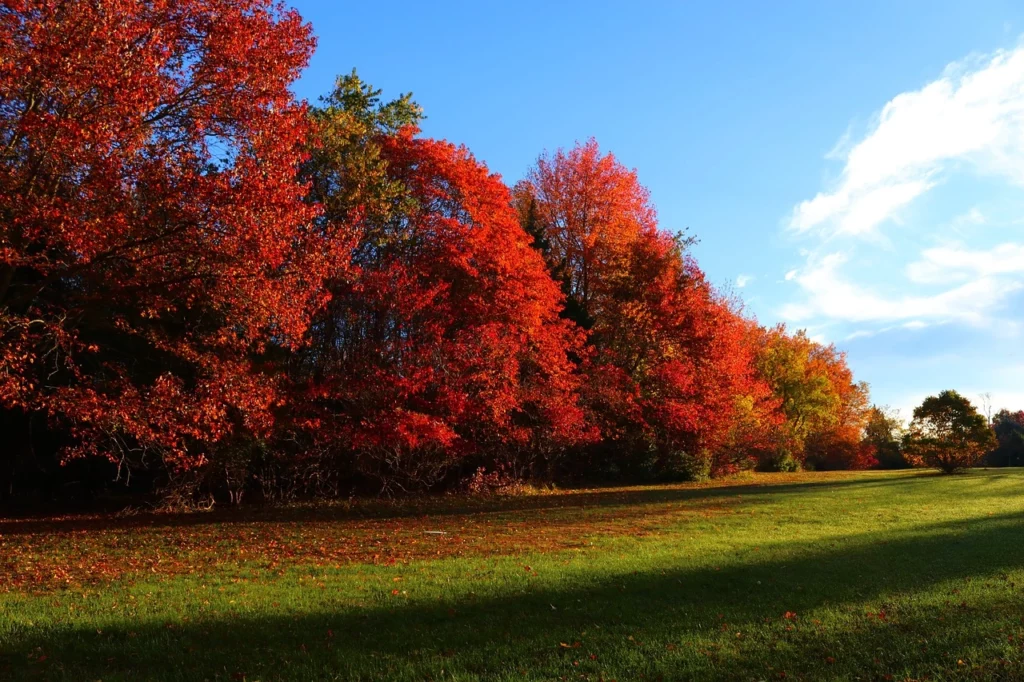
[[751, 326, 874, 471], [0, 0, 318, 476], [518, 140, 756, 480], [863, 405, 908, 469], [905, 390, 996, 474], [0, 3, 882, 504], [293, 83, 584, 492], [987, 409, 1024, 467], [515, 138, 662, 330]]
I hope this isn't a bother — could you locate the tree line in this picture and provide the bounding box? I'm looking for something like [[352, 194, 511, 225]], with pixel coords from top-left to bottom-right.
[[1, 1, 989, 508]]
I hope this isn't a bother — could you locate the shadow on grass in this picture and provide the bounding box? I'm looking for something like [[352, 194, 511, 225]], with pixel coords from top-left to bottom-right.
[[6, 507, 1024, 681], [0, 471, 938, 536]]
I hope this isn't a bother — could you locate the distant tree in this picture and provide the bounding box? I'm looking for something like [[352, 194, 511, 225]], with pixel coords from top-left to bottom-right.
[[979, 392, 994, 424], [905, 391, 996, 474], [750, 326, 873, 470], [804, 374, 875, 471], [754, 328, 837, 453], [863, 406, 908, 469], [989, 409, 1024, 467]]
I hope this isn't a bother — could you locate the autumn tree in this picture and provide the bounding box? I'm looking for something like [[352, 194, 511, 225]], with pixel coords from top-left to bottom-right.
[[0, 0, 320, 493], [804, 369, 874, 470], [615, 233, 757, 478], [516, 138, 661, 330], [0, 1, 880, 502], [752, 327, 836, 469], [905, 391, 996, 474], [291, 78, 584, 492], [519, 140, 755, 480], [753, 326, 873, 470], [717, 319, 785, 473]]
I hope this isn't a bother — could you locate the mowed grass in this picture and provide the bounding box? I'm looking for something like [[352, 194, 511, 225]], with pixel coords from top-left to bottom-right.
[[3, 470, 1024, 681]]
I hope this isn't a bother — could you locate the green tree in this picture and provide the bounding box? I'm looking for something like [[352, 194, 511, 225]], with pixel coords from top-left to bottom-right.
[[863, 405, 907, 469], [989, 409, 1024, 467], [303, 70, 423, 232], [906, 390, 996, 474]]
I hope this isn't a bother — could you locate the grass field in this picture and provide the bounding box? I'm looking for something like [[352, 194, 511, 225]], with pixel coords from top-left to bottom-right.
[[3, 469, 1024, 681]]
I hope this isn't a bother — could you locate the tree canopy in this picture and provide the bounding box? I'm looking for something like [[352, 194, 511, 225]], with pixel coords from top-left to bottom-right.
[[906, 391, 996, 474], [0, 2, 903, 506]]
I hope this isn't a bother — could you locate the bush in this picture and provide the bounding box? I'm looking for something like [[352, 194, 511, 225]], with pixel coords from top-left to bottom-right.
[[677, 451, 713, 482], [760, 449, 802, 473]]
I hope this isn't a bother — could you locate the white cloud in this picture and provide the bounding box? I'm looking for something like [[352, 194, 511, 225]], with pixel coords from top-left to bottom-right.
[[789, 45, 1024, 237], [955, 207, 987, 227], [842, 319, 931, 341], [791, 180, 934, 237], [736, 274, 753, 288], [825, 123, 855, 160], [781, 252, 1023, 324], [781, 43, 1024, 333], [906, 242, 1024, 284]]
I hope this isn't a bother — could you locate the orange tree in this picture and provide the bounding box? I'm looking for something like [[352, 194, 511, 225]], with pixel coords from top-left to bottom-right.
[[863, 405, 907, 469], [751, 326, 873, 471]]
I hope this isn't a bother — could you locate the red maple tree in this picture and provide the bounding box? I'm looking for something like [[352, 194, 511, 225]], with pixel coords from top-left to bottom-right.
[[0, 0, 320, 469], [520, 140, 757, 478], [295, 129, 585, 490]]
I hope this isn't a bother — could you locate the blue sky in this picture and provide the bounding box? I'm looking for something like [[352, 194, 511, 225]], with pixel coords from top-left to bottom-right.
[[289, 0, 1024, 419]]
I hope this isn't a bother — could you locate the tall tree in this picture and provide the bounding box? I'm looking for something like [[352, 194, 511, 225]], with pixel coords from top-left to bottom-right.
[[717, 319, 786, 473], [520, 140, 754, 479], [294, 83, 584, 491], [0, 0, 318, 474], [517, 138, 660, 329]]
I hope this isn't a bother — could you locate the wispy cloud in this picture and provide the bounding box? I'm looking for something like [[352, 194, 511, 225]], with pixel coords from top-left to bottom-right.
[[736, 274, 753, 288], [780, 252, 1022, 324], [789, 45, 1024, 238], [906, 242, 1024, 284], [842, 320, 931, 341], [781, 43, 1024, 332], [954, 207, 987, 227]]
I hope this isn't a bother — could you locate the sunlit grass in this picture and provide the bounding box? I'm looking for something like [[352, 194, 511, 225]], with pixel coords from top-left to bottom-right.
[[4, 469, 1024, 680]]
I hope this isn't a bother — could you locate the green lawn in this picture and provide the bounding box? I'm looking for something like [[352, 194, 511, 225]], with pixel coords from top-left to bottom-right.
[[4, 469, 1024, 681]]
